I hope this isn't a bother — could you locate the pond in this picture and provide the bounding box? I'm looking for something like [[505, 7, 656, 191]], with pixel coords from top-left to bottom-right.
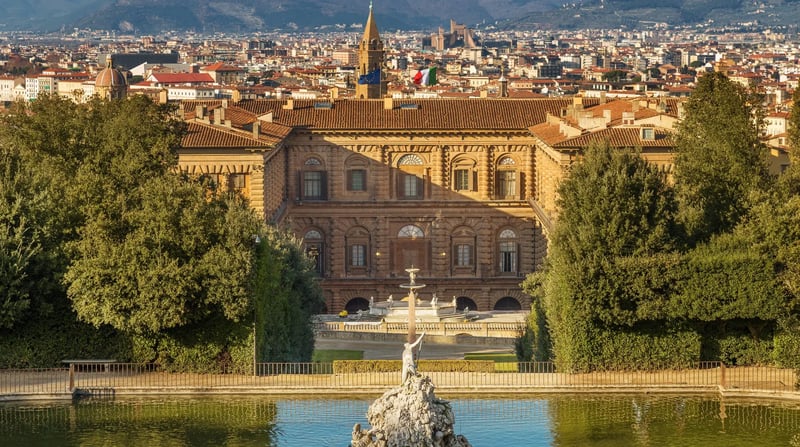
[[1, 394, 800, 446]]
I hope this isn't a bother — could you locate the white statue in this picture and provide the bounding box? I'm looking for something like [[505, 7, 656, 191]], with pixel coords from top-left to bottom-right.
[[369, 296, 374, 309], [387, 295, 393, 308], [401, 332, 425, 384], [430, 293, 438, 307], [452, 296, 457, 307]]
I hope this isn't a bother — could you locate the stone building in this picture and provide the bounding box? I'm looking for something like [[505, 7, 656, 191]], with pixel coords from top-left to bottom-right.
[[175, 7, 678, 314]]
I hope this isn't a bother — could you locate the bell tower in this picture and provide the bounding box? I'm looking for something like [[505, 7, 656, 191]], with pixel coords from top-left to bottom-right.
[[356, 2, 384, 99]]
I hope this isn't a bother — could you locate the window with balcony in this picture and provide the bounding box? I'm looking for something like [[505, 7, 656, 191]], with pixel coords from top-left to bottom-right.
[[498, 229, 518, 274]]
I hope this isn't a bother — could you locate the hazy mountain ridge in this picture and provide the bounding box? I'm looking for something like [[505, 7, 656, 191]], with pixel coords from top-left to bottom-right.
[[0, 0, 797, 33]]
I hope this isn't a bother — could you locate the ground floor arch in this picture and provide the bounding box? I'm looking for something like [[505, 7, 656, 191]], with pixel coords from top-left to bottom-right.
[[493, 296, 522, 311], [456, 296, 477, 311], [345, 297, 370, 313]]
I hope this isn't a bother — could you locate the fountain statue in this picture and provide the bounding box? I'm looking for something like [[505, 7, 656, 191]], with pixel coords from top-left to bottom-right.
[[349, 268, 472, 447]]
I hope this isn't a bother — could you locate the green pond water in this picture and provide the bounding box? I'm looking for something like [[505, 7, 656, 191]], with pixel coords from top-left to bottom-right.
[[1, 394, 800, 446]]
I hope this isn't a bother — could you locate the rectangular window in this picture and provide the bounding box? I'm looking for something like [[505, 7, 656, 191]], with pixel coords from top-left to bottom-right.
[[400, 173, 423, 199], [350, 244, 366, 267], [496, 171, 517, 199], [347, 169, 367, 191], [455, 244, 473, 267], [303, 171, 322, 199], [229, 173, 246, 191], [499, 241, 517, 273], [454, 169, 471, 191]]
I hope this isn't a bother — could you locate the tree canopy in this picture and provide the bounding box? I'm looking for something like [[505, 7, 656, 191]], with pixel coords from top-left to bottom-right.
[[673, 71, 769, 244], [0, 94, 323, 368]]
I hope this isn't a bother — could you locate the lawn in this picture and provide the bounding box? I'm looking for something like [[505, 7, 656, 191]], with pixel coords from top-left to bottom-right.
[[464, 352, 518, 372], [312, 349, 364, 362]]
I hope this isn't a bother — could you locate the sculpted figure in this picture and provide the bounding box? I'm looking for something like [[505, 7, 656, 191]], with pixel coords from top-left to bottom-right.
[[401, 333, 425, 384]]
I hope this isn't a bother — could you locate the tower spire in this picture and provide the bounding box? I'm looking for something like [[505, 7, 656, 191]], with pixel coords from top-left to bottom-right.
[[363, 1, 380, 43]]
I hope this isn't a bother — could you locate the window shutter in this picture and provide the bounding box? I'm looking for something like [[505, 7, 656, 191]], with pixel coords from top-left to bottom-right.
[[518, 171, 525, 200], [321, 171, 328, 200], [416, 176, 424, 199]]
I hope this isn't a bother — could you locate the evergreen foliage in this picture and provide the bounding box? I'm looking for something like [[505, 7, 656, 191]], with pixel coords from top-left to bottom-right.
[[0, 94, 321, 369], [522, 74, 800, 371], [673, 71, 769, 245]]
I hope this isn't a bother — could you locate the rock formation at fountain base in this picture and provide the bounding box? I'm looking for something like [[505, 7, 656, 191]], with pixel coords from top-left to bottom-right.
[[350, 373, 472, 447]]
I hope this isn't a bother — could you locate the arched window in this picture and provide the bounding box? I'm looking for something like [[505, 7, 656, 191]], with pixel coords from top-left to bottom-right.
[[398, 225, 424, 238], [397, 154, 425, 200], [300, 157, 327, 201], [398, 154, 424, 165], [303, 229, 324, 275], [498, 229, 517, 274]]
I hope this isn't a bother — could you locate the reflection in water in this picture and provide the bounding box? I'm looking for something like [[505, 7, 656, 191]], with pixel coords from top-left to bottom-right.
[[1, 395, 800, 446]]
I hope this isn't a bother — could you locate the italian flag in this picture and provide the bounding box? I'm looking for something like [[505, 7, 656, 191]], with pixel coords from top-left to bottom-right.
[[413, 67, 437, 86]]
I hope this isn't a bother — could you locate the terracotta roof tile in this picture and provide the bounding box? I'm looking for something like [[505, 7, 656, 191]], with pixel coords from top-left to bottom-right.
[[182, 98, 592, 131], [182, 121, 276, 148], [553, 127, 674, 149], [529, 122, 571, 146]]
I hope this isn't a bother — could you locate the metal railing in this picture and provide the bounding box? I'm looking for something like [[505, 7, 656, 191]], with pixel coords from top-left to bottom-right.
[[1, 362, 798, 398]]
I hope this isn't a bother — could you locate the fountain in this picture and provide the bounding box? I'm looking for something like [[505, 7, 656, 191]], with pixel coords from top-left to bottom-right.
[[349, 268, 472, 447], [368, 268, 461, 323]]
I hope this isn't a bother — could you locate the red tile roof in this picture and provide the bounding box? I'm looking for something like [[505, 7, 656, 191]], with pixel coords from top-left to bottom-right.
[[552, 127, 674, 149], [149, 73, 215, 84], [182, 121, 277, 148], [219, 98, 590, 131]]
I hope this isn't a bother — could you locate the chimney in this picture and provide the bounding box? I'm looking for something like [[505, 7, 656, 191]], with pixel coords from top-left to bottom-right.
[[330, 87, 339, 100], [282, 99, 294, 110], [480, 90, 488, 98], [599, 91, 607, 104], [158, 89, 168, 104], [253, 120, 260, 139], [384, 96, 393, 110], [603, 109, 611, 123], [195, 105, 206, 120], [232, 89, 241, 103], [222, 99, 229, 109], [573, 96, 583, 110], [177, 102, 185, 119], [214, 107, 225, 125]]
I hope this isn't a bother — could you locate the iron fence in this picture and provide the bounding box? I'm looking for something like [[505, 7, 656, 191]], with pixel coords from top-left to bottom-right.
[[1, 362, 798, 398]]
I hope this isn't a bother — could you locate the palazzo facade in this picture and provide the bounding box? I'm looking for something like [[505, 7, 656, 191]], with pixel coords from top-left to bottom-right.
[[175, 7, 679, 314]]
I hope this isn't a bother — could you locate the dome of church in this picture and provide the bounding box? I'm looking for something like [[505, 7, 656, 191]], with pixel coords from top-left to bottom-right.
[[95, 55, 127, 88]]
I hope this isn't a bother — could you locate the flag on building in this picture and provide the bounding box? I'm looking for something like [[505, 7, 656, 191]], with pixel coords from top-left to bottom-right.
[[357, 68, 381, 85], [413, 67, 437, 86]]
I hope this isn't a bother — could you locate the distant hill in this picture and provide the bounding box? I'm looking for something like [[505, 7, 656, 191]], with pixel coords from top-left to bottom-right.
[[0, 0, 798, 33]]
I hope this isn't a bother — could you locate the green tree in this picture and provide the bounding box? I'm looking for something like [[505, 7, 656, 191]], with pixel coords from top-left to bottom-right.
[[524, 142, 679, 368], [253, 228, 323, 362], [673, 71, 769, 245], [551, 141, 677, 265], [65, 177, 260, 334]]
